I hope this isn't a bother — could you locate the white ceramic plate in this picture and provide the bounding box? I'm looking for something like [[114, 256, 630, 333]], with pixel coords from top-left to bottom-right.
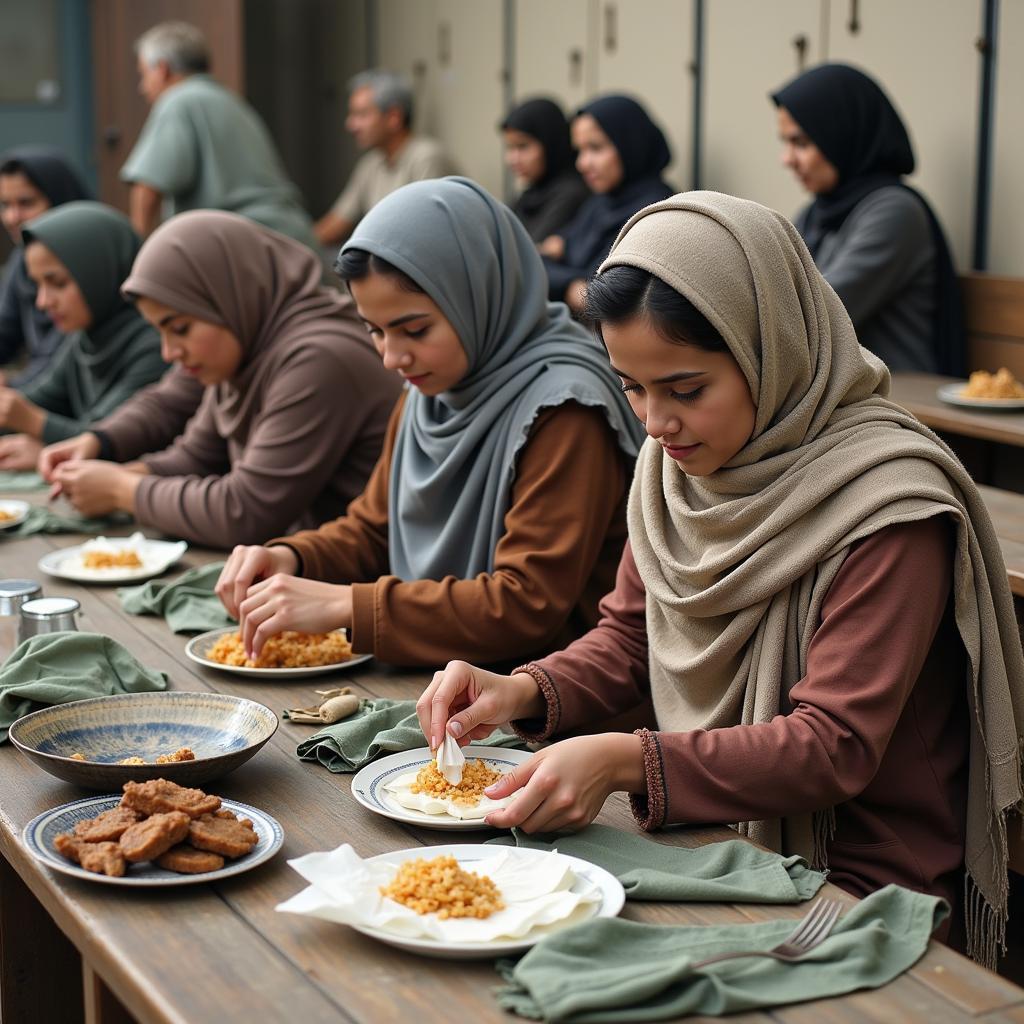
[[350, 843, 624, 959], [351, 745, 533, 831], [186, 626, 372, 678], [0, 499, 30, 530], [936, 382, 1024, 411], [38, 536, 188, 583], [23, 793, 283, 887]]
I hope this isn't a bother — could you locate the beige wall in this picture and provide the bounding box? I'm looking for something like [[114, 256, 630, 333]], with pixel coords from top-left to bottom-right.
[[370, 0, 1019, 273]]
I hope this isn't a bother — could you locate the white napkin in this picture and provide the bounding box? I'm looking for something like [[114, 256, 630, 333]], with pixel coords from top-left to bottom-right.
[[435, 732, 465, 785], [276, 844, 602, 943]]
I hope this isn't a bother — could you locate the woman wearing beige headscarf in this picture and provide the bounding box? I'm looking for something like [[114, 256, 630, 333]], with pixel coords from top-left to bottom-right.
[[419, 191, 1024, 966], [41, 210, 401, 546]]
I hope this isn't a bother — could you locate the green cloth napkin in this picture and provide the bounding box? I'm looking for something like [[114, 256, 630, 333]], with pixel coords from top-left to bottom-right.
[[0, 470, 46, 490], [118, 562, 233, 634], [296, 697, 527, 772], [496, 884, 948, 1022], [489, 824, 825, 903], [0, 631, 168, 742], [0, 505, 127, 538]]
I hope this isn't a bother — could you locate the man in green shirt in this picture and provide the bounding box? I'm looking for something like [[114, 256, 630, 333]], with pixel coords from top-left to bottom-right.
[[121, 21, 318, 253]]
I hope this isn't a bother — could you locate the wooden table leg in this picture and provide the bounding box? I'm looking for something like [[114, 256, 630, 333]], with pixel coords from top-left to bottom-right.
[[0, 855, 84, 1024], [82, 963, 136, 1024]]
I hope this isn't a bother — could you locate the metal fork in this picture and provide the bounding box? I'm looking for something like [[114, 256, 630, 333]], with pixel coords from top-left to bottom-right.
[[689, 898, 842, 970]]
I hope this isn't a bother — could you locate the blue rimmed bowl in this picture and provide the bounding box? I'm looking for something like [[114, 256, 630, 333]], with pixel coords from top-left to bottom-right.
[[9, 691, 278, 790]]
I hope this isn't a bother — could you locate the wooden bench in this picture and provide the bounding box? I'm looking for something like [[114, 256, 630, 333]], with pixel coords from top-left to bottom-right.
[[960, 272, 1024, 380]]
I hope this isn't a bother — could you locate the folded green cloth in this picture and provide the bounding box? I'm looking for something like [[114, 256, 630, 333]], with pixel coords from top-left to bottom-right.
[[496, 884, 947, 1022], [296, 698, 527, 772], [0, 631, 169, 742], [0, 505, 127, 539], [489, 824, 824, 903], [118, 562, 233, 634], [0, 471, 46, 490]]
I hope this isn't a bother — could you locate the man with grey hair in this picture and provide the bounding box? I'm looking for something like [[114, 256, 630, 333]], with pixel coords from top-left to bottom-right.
[[121, 20, 318, 254], [313, 69, 454, 245]]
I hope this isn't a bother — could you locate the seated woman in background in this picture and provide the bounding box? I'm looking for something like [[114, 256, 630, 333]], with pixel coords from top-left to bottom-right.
[[418, 192, 1024, 962], [42, 211, 401, 547], [216, 177, 644, 668], [0, 147, 90, 390], [500, 97, 589, 243], [0, 202, 167, 470], [541, 94, 672, 314], [772, 63, 964, 375]]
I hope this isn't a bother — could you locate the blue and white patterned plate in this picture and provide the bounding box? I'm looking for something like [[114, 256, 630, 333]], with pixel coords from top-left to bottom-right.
[[9, 691, 278, 789], [350, 745, 532, 831], [23, 793, 284, 887], [186, 626, 373, 679]]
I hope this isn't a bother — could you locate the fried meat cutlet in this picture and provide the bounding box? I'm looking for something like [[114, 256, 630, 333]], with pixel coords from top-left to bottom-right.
[[188, 809, 258, 859], [119, 811, 191, 863], [54, 834, 126, 877], [73, 806, 141, 842], [121, 779, 220, 818], [156, 844, 225, 874]]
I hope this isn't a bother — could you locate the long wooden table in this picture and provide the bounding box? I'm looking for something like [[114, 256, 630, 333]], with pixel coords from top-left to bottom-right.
[[2, 513, 1024, 1023], [890, 373, 1024, 449]]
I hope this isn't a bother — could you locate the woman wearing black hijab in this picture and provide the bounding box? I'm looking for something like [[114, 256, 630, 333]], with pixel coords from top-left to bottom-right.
[[501, 97, 589, 244], [541, 95, 672, 313], [772, 64, 964, 376], [0, 147, 91, 388]]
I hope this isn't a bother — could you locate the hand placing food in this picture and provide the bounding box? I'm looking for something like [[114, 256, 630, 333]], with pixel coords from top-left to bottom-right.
[[415, 660, 545, 751], [237, 574, 351, 661], [481, 734, 645, 833], [38, 432, 102, 479], [0, 433, 43, 470], [215, 544, 300, 619], [51, 460, 143, 517]]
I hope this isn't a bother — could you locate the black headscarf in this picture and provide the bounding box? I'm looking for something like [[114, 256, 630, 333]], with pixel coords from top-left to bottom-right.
[[772, 64, 964, 375], [0, 146, 90, 208], [579, 94, 671, 185], [501, 98, 576, 185]]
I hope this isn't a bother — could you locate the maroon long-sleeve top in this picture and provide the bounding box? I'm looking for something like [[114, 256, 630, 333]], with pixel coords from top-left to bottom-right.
[[519, 516, 969, 924]]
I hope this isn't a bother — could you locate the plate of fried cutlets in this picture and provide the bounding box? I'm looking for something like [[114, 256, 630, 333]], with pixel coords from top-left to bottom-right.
[[23, 778, 283, 886]]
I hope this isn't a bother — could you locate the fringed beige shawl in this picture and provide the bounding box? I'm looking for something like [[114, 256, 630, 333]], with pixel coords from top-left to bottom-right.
[[601, 191, 1024, 967]]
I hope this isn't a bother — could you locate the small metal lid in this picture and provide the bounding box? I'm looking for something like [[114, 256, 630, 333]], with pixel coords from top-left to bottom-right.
[[0, 579, 42, 615], [20, 597, 80, 620]]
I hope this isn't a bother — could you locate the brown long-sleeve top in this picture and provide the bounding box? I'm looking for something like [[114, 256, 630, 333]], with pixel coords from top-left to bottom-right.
[[91, 365, 205, 462], [270, 392, 630, 667], [129, 336, 402, 549], [517, 517, 969, 922]]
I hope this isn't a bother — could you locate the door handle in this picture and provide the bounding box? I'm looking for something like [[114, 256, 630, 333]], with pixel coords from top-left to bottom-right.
[[793, 33, 808, 71]]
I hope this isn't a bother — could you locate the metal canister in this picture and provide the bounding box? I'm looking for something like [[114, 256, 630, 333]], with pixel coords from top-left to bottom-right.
[[17, 596, 80, 645], [0, 579, 43, 659]]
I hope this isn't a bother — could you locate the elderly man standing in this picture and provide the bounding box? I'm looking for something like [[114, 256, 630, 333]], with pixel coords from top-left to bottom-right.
[[313, 70, 454, 245], [121, 21, 318, 252]]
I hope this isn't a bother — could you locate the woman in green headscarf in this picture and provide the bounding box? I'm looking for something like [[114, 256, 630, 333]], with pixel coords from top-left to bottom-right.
[[0, 201, 168, 469]]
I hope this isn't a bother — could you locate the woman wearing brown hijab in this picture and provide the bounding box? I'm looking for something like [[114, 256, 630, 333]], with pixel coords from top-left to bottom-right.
[[44, 210, 401, 547], [419, 192, 1024, 967]]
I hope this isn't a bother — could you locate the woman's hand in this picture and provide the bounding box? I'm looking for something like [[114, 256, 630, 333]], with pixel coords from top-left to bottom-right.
[[0, 433, 43, 470], [416, 660, 544, 752], [39, 433, 101, 480], [237, 575, 351, 660], [0, 388, 44, 436], [483, 733, 645, 832], [537, 235, 565, 261], [50, 460, 142, 516], [216, 544, 300, 619]]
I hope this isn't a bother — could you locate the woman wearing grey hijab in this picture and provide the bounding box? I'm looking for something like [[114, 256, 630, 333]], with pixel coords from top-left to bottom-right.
[[218, 177, 644, 668]]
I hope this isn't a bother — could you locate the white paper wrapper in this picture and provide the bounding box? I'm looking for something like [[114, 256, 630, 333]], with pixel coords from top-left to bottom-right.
[[383, 769, 512, 819], [435, 732, 465, 785], [65, 532, 158, 574], [276, 845, 601, 942]]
